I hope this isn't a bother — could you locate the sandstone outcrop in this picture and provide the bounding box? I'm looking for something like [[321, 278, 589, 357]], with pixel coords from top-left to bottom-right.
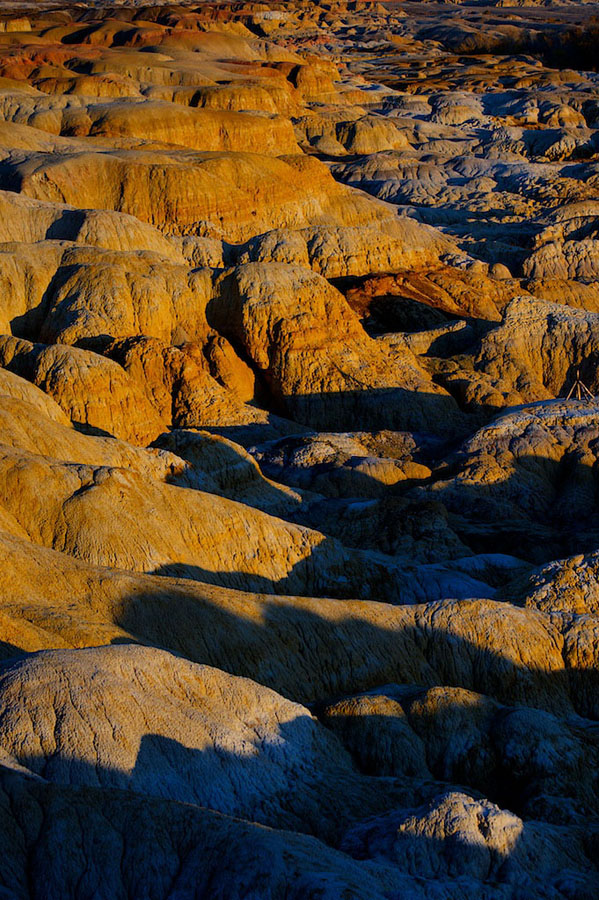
[[0, 336, 167, 444], [240, 217, 458, 280], [415, 400, 599, 560], [0, 241, 212, 345], [0, 1, 598, 896], [323, 683, 599, 824], [0, 644, 430, 841], [253, 430, 434, 498], [0, 189, 180, 255], [0, 149, 396, 242], [477, 296, 599, 400], [212, 262, 464, 433], [341, 791, 595, 895], [1, 524, 596, 716]]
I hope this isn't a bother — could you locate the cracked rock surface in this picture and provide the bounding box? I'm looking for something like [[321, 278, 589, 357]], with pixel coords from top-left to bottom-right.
[[0, 0, 598, 897]]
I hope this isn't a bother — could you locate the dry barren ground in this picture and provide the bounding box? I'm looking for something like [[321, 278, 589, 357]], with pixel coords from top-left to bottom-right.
[[0, 1, 598, 897]]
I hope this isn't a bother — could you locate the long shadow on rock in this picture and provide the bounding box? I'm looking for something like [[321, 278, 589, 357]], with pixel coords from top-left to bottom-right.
[[0, 641, 26, 659], [273, 386, 471, 439], [148, 533, 496, 605], [8, 264, 83, 342], [113, 587, 597, 719], [4, 660, 596, 895], [0, 745, 567, 900], [0, 759, 425, 900], [13, 716, 430, 846]]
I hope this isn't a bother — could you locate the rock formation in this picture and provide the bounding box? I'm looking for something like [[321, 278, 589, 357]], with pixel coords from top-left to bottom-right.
[[0, 0, 597, 897]]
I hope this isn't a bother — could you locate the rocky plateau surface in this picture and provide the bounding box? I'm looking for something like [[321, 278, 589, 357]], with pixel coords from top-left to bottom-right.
[[0, 0, 598, 897]]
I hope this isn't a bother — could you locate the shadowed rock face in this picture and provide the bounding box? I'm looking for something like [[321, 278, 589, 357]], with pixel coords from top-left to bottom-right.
[[0, 0, 599, 897]]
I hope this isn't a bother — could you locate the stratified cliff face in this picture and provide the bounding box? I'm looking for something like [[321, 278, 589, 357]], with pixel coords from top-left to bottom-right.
[[0, 1, 598, 897]]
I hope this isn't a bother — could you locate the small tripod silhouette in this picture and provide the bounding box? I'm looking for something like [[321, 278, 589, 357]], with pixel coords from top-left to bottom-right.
[[566, 368, 595, 401]]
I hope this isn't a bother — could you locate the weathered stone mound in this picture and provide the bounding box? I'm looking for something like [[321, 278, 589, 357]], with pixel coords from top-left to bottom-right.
[[417, 400, 599, 560], [477, 296, 599, 401], [0, 0, 598, 896], [211, 262, 464, 433], [0, 149, 395, 242], [0, 644, 414, 840], [0, 644, 595, 898]]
